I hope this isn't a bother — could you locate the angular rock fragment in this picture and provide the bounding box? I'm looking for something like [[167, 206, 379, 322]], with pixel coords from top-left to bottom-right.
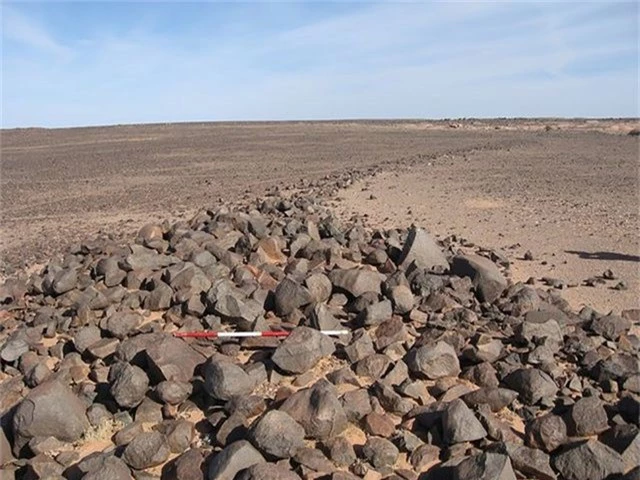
[[271, 326, 335, 374], [525, 413, 568, 452], [362, 436, 399, 468], [164, 448, 205, 480], [451, 254, 507, 303], [500, 442, 556, 480], [389, 284, 415, 314], [552, 440, 625, 480], [204, 356, 255, 401], [280, 380, 347, 440], [462, 388, 518, 412], [207, 440, 266, 480], [357, 299, 393, 326], [0, 338, 29, 363], [109, 362, 149, 408], [308, 303, 342, 331], [238, 463, 302, 480], [362, 412, 395, 438], [159, 419, 194, 454], [591, 314, 632, 341], [123, 431, 170, 470], [406, 341, 461, 379], [101, 310, 144, 339], [249, 410, 305, 459], [305, 273, 333, 303], [354, 354, 391, 380], [567, 396, 609, 437], [453, 452, 517, 480], [328, 436, 357, 467], [83, 455, 132, 480], [503, 368, 557, 406], [397, 227, 449, 270], [146, 335, 205, 383], [514, 318, 563, 348], [275, 276, 313, 316], [328, 268, 382, 297], [73, 325, 102, 353], [600, 424, 640, 473], [293, 446, 335, 472], [12, 380, 89, 455], [344, 330, 375, 363], [156, 381, 193, 405], [442, 399, 488, 444], [409, 443, 440, 471]]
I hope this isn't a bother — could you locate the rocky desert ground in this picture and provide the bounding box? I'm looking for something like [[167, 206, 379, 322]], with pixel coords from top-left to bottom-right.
[[0, 119, 639, 480]]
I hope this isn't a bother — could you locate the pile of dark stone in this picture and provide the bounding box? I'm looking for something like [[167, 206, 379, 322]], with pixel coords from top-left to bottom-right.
[[0, 187, 638, 480]]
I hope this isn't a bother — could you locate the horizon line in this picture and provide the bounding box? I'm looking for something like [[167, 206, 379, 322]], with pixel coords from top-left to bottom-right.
[[3, 116, 639, 132]]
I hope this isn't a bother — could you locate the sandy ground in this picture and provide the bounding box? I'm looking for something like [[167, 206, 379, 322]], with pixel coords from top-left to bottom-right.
[[1, 119, 639, 314], [336, 131, 639, 314]]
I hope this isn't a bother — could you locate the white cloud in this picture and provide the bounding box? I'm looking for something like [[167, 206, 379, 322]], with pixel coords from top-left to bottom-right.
[[2, 5, 72, 59]]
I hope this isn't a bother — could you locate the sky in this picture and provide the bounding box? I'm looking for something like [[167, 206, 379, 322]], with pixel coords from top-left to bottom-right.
[[1, 1, 638, 128]]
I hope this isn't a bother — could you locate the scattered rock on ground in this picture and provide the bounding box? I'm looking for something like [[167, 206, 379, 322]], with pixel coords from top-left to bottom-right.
[[271, 326, 335, 374], [0, 181, 638, 480]]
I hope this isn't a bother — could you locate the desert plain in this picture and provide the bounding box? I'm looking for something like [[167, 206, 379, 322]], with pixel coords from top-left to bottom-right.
[[0, 119, 639, 480], [2, 119, 638, 312]]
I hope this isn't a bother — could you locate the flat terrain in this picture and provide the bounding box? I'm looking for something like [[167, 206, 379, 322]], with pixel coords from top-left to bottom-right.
[[1, 119, 639, 312]]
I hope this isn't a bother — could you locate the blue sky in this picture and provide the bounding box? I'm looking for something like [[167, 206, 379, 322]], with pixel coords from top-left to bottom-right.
[[1, 1, 638, 127]]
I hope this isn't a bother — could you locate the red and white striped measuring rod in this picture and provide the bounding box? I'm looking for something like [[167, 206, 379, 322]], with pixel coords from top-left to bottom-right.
[[173, 329, 349, 339]]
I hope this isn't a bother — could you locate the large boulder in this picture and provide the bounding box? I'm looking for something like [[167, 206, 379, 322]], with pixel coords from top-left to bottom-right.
[[398, 227, 449, 270], [451, 255, 507, 303], [12, 380, 89, 455]]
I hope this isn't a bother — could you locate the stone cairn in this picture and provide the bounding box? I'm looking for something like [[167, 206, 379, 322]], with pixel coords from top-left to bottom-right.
[[0, 169, 638, 480]]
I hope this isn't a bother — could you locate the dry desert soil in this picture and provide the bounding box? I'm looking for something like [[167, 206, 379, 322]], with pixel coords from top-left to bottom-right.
[[1, 119, 639, 313]]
